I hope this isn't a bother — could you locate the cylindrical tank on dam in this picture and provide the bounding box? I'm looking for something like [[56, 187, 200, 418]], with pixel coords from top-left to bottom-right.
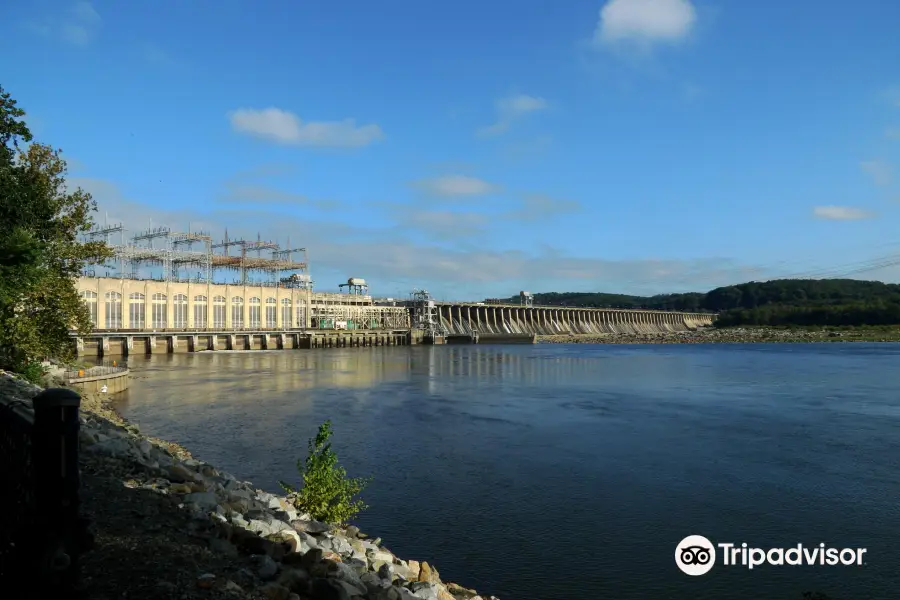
[[348, 278, 367, 286]]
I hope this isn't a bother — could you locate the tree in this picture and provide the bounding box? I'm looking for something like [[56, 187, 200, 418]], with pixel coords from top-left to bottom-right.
[[0, 85, 111, 375], [280, 420, 371, 525]]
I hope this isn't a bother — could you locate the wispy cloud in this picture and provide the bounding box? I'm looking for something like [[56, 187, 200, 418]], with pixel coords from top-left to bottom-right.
[[389, 207, 489, 240], [883, 86, 900, 108], [25, 1, 101, 46], [508, 194, 582, 221], [61, 1, 101, 46], [78, 175, 779, 295], [812, 206, 875, 221], [228, 107, 384, 148], [886, 127, 900, 140], [410, 175, 500, 198], [477, 94, 548, 137], [593, 0, 697, 50], [219, 183, 340, 210], [860, 159, 893, 186], [141, 43, 177, 67]]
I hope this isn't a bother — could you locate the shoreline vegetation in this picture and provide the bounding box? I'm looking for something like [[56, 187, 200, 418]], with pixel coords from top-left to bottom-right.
[[536, 325, 900, 344], [0, 370, 496, 600]]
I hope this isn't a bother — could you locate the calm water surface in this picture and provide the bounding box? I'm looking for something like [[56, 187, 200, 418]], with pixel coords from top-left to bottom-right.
[[116, 344, 900, 600]]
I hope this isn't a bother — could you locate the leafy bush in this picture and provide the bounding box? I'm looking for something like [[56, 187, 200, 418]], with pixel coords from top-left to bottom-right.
[[280, 420, 371, 525], [17, 361, 46, 384]]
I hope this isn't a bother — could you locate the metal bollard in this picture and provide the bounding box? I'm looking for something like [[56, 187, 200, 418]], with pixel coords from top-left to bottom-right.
[[31, 388, 93, 598]]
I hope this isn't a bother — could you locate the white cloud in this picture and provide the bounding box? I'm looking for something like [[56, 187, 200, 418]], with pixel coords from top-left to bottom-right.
[[477, 94, 548, 137], [812, 206, 875, 221], [228, 108, 384, 148], [860, 159, 893, 186], [411, 175, 499, 197], [594, 0, 697, 48]]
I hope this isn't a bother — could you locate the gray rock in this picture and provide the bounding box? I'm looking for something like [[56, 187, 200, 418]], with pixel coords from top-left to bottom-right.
[[330, 536, 353, 556], [273, 509, 294, 524], [87, 437, 139, 459], [248, 519, 276, 537], [296, 531, 319, 552], [366, 548, 395, 565], [269, 519, 293, 534], [231, 514, 249, 529], [183, 492, 219, 512], [344, 557, 368, 576], [291, 519, 330, 535], [377, 562, 393, 580], [166, 463, 199, 483], [332, 561, 365, 593], [247, 509, 274, 523], [408, 582, 439, 600], [360, 572, 390, 594], [254, 554, 279, 580], [258, 491, 283, 510]]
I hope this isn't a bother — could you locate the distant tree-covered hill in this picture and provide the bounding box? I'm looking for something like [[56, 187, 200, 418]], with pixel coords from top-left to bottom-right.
[[502, 279, 900, 327]]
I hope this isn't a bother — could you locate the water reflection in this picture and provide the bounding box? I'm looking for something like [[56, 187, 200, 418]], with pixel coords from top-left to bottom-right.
[[113, 344, 900, 600]]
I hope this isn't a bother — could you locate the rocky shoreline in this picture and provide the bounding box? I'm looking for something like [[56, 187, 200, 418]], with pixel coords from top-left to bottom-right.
[[537, 326, 900, 344], [0, 370, 496, 600]]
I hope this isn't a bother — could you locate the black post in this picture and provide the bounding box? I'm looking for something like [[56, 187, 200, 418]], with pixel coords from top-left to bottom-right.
[[31, 388, 93, 598]]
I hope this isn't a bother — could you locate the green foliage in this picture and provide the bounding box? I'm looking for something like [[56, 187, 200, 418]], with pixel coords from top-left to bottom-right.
[[17, 361, 47, 385], [0, 85, 112, 372], [508, 279, 900, 327], [280, 420, 371, 525]]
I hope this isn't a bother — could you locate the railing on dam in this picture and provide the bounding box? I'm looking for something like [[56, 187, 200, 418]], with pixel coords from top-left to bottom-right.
[[63, 360, 128, 381], [0, 387, 93, 598]]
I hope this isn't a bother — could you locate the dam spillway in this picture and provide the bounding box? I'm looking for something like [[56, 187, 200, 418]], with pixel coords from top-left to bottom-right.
[[435, 303, 715, 336]]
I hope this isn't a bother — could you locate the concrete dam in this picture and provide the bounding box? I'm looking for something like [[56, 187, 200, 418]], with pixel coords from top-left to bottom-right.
[[436, 303, 715, 336]]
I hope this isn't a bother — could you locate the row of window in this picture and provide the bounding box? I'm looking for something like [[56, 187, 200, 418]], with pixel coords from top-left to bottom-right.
[[80, 291, 302, 330]]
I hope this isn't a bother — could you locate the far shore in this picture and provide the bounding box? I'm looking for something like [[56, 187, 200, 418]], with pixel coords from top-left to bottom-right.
[[536, 325, 900, 344]]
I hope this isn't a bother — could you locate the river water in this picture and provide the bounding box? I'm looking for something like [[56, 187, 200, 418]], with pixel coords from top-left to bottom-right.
[[116, 344, 900, 600]]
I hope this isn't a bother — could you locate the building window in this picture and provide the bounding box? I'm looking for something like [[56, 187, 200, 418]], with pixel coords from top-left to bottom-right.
[[296, 304, 306, 329], [173, 294, 188, 328], [151, 293, 167, 328], [249, 297, 261, 328], [266, 297, 277, 328], [80, 290, 98, 327], [281, 298, 292, 328], [213, 296, 226, 328], [193, 295, 208, 328], [128, 292, 145, 329], [105, 291, 122, 329], [231, 297, 244, 328]]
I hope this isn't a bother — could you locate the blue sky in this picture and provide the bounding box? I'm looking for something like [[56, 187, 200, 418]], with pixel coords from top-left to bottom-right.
[[3, 0, 900, 299]]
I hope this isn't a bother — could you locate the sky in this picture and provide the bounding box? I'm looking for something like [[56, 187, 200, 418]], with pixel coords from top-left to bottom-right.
[[2, 0, 900, 300]]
